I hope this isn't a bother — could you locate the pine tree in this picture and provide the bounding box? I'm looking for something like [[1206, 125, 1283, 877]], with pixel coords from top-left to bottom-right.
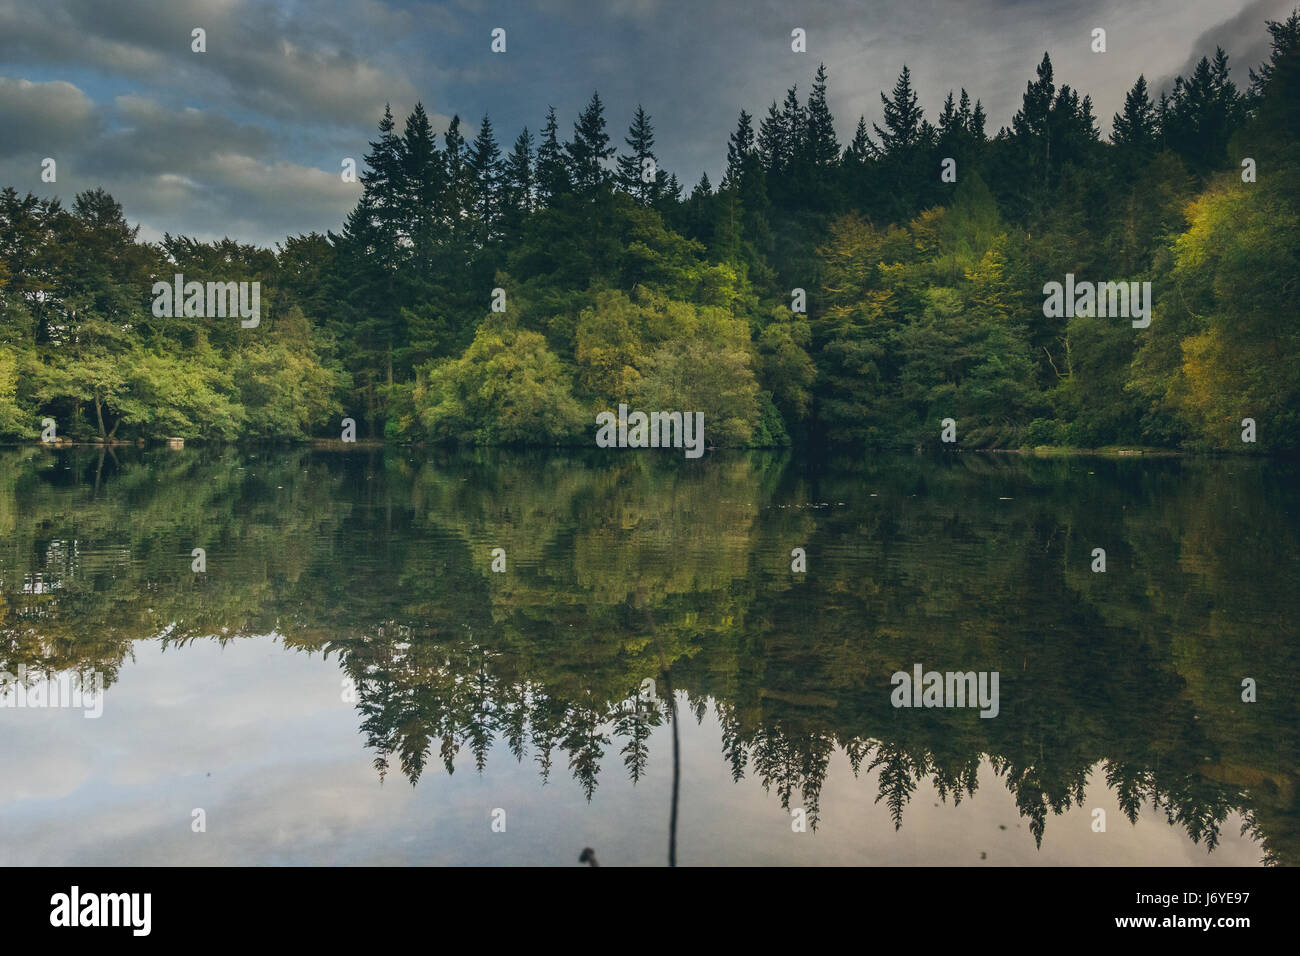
[[443, 115, 470, 243], [938, 91, 959, 137], [1155, 90, 1170, 149], [723, 110, 755, 188], [722, 108, 771, 252], [1012, 53, 1055, 140], [662, 172, 683, 202], [358, 104, 405, 260], [652, 166, 675, 205], [567, 92, 615, 196], [337, 103, 410, 420], [1046, 84, 1099, 170], [1249, 9, 1300, 94], [1080, 93, 1098, 136], [780, 86, 806, 168], [874, 66, 927, 154], [536, 106, 570, 204], [1164, 48, 1247, 173], [467, 113, 502, 241], [805, 63, 839, 167], [757, 100, 787, 172], [616, 105, 659, 202], [844, 116, 876, 163], [937, 88, 979, 178], [686, 172, 713, 239], [1010, 53, 1056, 193], [502, 127, 534, 225], [970, 99, 987, 140], [400, 102, 444, 266], [1248, 9, 1300, 144], [1111, 75, 1156, 151]]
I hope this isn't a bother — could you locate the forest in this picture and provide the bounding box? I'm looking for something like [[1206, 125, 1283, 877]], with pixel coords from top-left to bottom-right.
[[1, 11, 1297, 451]]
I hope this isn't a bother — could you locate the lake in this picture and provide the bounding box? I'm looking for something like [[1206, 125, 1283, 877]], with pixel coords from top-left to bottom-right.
[[0, 445, 1295, 865]]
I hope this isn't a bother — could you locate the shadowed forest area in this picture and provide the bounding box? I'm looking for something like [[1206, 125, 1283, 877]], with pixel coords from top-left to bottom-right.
[[1, 11, 1297, 451]]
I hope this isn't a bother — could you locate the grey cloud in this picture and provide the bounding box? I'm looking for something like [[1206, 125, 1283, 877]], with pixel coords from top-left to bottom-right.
[[0, 87, 359, 245], [0, 0, 1288, 245], [0, 0, 420, 126], [0, 78, 99, 159], [1151, 0, 1295, 95], [92, 95, 272, 175]]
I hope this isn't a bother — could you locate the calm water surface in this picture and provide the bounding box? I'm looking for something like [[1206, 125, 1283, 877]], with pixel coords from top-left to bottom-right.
[[0, 446, 1296, 865]]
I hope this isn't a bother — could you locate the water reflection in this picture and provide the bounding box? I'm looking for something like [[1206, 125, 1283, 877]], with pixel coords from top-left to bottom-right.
[[0, 445, 1295, 864]]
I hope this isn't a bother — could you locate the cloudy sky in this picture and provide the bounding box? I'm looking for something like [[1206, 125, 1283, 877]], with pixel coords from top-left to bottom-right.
[[0, 0, 1292, 246]]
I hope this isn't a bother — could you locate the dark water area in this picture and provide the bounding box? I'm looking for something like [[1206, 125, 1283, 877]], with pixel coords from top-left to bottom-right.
[[0, 445, 1296, 865]]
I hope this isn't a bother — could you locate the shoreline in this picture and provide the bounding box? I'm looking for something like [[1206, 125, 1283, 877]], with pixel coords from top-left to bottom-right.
[[0, 440, 1281, 459]]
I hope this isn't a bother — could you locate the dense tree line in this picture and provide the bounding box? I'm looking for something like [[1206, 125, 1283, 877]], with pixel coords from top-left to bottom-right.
[[1, 10, 1297, 450]]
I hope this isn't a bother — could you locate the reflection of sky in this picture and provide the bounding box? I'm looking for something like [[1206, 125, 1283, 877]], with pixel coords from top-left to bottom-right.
[[0, 638, 1265, 865]]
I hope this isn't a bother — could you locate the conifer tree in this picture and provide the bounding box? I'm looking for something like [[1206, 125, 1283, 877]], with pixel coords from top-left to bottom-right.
[[723, 109, 755, 188], [957, 89, 973, 130], [874, 66, 928, 154], [567, 92, 615, 195], [616, 105, 659, 202], [467, 113, 502, 241], [400, 102, 445, 268], [357, 104, 404, 261], [1111, 75, 1156, 152], [780, 86, 806, 168], [443, 115, 470, 244], [970, 99, 987, 140], [805, 63, 840, 167], [1164, 48, 1247, 173], [502, 127, 535, 224], [844, 116, 876, 163], [1010, 53, 1056, 194], [1012, 53, 1055, 140], [757, 100, 787, 172], [1248, 10, 1300, 144], [662, 172, 683, 202], [536, 106, 570, 203]]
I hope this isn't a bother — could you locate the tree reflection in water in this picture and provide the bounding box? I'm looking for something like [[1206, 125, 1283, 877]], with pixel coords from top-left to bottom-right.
[[0, 445, 1295, 864]]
